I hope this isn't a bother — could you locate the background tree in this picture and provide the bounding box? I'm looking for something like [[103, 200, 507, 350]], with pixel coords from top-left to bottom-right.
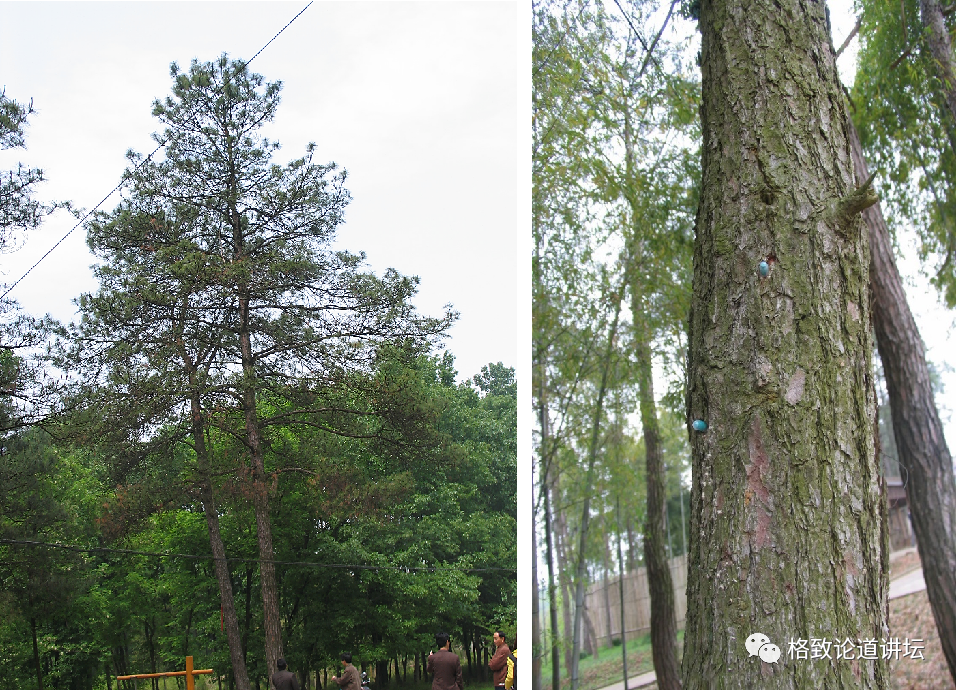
[[0, 88, 51, 252], [682, 0, 887, 685], [533, 1, 697, 687], [850, 1, 956, 681]]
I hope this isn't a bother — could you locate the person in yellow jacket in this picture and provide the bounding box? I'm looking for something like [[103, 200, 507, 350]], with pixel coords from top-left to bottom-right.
[[504, 645, 517, 690]]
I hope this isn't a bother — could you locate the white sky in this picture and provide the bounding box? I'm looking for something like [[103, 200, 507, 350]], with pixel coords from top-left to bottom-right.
[[0, 1, 518, 385]]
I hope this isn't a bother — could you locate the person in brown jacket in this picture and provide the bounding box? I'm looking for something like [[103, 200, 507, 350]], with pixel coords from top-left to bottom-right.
[[488, 631, 511, 689], [272, 658, 300, 689], [331, 653, 361, 690], [427, 632, 464, 690]]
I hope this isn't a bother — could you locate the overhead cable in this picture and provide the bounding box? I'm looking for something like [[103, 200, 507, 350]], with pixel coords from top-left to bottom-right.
[[0, 1, 313, 301]]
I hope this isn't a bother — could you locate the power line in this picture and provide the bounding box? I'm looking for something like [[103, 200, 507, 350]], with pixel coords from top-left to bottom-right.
[[0, 538, 516, 574], [0, 1, 313, 302]]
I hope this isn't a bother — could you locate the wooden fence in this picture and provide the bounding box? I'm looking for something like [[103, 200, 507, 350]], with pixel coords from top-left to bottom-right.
[[585, 554, 688, 647]]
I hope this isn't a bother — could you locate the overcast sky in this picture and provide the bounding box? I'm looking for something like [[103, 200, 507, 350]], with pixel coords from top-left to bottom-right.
[[0, 1, 518, 385]]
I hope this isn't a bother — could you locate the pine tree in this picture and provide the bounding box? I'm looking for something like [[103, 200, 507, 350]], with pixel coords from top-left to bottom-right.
[[74, 54, 454, 681]]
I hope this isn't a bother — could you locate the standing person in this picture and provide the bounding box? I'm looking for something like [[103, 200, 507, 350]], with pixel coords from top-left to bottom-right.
[[505, 641, 517, 690], [331, 653, 361, 690], [488, 631, 511, 690], [427, 632, 464, 690], [272, 658, 300, 690]]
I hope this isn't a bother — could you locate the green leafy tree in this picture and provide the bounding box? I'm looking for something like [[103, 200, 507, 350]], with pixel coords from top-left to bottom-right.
[[0, 431, 105, 689]]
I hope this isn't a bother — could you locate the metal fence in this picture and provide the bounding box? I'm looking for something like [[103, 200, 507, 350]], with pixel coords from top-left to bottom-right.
[[585, 554, 688, 646]]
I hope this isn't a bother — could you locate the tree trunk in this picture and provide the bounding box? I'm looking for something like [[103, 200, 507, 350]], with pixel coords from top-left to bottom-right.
[[544, 470, 562, 690], [635, 329, 681, 690], [570, 296, 623, 688], [617, 496, 629, 691], [623, 85, 681, 685], [850, 119, 956, 685], [31, 616, 43, 689], [603, 534, 614, 649], [229, 150, 282, 679], [920, 0, 956, 126], [683, 0, 888, 686], [552, 470, 575, 678], [532, 481, 543, 689], [192, 395, 251, 689]]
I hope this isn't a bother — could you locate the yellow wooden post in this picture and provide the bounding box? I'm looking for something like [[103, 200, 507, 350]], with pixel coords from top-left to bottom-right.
[[116, 656, 212, 688]]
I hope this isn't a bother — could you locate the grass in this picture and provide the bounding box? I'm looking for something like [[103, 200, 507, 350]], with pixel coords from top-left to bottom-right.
[[540, 631, 684, 689]]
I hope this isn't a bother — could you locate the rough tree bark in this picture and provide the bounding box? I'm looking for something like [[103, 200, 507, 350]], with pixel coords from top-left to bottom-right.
[[920, 0, 956, 125], [683, 0, 888, 686], [849, 120, 956, 685]]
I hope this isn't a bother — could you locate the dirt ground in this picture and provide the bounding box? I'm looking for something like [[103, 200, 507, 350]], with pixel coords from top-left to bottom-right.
[[889, 549, 953, 690]]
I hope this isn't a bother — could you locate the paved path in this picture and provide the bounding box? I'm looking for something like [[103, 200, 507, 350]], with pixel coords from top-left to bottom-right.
[[889, 566, 926, 600], [599, 552, 926, 690], [600, 670, 657, 690]]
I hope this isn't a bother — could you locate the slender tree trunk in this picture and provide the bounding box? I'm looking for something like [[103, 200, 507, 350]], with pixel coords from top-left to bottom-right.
[[683, 0, 887, 686], [552, 471, 575, 678], [228, 139, 282, 679], [625, 515, 638, 573], [145, 619, 157, 690], [532, 484, 543, 690], [617, 496, 629, 691], [570, 296, 623, 688], [921, 0, 956, 125], [603, 533, 614, 649], [544, 472, 562, 690], [199, 477, 251, 688], [239, 301, 283, 678], [634, 327, 681, 690], [31, 616, 43, 689], [243, 563, 253, 667], [534, 366, 551, 690], [850, 120, 956, 685], [580, 588, 592, 659], [191, 395, 251, 689], [623, 89, 681, 688]]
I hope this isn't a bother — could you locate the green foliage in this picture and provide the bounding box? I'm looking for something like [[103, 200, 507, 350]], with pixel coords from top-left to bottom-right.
[[851, 0, 956, 305], [1, 88, 59, 437], [0, 354, 514, 689], [533, 1, 699, 683], [0, 88, 52, 247]]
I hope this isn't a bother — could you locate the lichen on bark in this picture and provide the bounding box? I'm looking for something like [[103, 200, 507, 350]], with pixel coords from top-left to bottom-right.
[[682, 0, 889, 687]]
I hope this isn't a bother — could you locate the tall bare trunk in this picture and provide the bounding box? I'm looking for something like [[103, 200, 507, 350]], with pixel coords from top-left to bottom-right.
[[634, 328, 681, 690], [624, 89, 681, 689], [239, 306, 283, 679], [850, 120, 956, 685], [570, 297, 623, 688], [533, 488, 543, 690]]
